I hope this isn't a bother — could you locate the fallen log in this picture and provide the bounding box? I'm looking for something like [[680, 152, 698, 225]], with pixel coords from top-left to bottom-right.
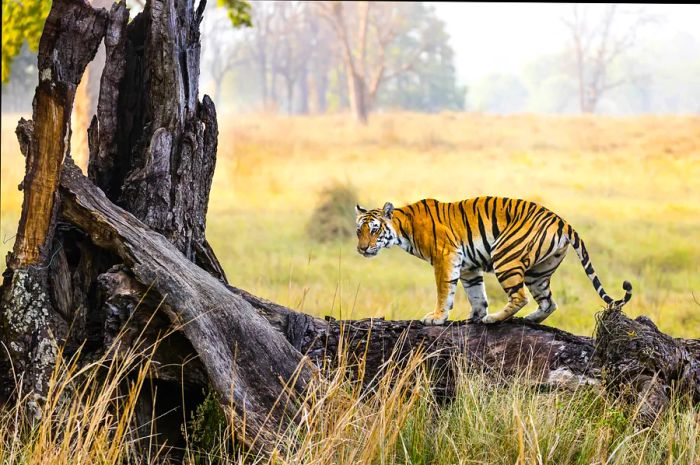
[[58, 159, 700, 445], [232, 281, 700, 404]]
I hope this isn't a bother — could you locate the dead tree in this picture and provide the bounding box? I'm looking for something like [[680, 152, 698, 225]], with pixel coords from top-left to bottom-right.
[[562, 4, 654, 113], [1, 0, 313, 453], [1, 0, 698, 458], [1, 0, 109, 407]]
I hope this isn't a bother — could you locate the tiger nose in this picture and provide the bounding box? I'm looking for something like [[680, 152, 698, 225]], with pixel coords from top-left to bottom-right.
[[358, 245, 369, 253]]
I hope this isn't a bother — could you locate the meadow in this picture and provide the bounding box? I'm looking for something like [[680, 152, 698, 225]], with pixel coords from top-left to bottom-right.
[[2, 111, 700, 337], [2, 111, 700, 463]]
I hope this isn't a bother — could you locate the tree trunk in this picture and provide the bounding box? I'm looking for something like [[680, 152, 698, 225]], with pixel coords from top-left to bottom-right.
[[259, 55, 269, 110], [316, 70, 328, 113], [285, 76, 295, 115], [347, 69, 368, 124], [0, 0, 108, 405], [298, 65, 309, 114]]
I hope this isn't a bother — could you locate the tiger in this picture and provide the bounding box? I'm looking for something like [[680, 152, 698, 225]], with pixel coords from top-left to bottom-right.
[[355, 197, 632, 325]]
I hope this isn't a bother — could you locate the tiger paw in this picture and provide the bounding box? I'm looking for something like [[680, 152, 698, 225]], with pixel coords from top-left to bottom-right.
[[421, 312, 448, 326], [481, 313, 500, 324]]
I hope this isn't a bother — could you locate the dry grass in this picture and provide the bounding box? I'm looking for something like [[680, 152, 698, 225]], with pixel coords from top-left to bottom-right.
[[1, 331, 698, 465], [2, 111, 700, 338]]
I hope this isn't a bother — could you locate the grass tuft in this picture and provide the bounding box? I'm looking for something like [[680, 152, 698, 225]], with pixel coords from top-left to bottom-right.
[[306, 183, 359, 243]]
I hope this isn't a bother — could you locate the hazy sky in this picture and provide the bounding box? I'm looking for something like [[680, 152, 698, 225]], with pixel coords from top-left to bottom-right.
[[430, 3, 700, 87]]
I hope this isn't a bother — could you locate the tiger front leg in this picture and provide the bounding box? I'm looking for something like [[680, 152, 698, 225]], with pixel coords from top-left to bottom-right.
[[482, 266, 529, 324], [421, 255, 461, 326]]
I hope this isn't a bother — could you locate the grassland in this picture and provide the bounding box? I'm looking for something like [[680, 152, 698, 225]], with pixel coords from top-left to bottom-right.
[[2, 111, 700, 463], [2, 111, 700, 337]]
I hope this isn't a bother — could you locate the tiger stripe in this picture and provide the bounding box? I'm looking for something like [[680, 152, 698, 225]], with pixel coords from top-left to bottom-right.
[[355, 197, 632, 325]]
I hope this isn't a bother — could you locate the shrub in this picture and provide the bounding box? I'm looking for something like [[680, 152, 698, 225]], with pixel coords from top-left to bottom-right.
[[306, 183, 359, 242]]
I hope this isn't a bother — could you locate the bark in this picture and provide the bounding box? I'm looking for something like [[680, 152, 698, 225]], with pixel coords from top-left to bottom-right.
[[0, 0, 108, 403], [87, 0, 129, 199], [105, 0, 222, 275], [59, 160, 315, 451], [595, 309, 700, 425]]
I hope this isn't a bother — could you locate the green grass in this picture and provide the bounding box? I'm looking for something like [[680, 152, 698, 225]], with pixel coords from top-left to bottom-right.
[[207, 210, 700, 338], [2, 112, 699, 337], [390, 371, 700, 465]]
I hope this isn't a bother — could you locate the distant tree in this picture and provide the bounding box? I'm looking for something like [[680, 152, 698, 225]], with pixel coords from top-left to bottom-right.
[[521, 52, 578, 114], [271, 2, 310, 114], [562, 4, 656, 113], [308, 16, 337, 113], [316, 1, 443, 123], [201, 7, 247, 109], [229, 1, 335, 113], [241, 2, 275, 109], [376, 3, 465, 112], [214, 1, 463, 116]]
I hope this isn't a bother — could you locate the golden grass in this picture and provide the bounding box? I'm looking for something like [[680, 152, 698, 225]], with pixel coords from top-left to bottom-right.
[[2, 331, 698, 465], [2, 112, 700, 338]]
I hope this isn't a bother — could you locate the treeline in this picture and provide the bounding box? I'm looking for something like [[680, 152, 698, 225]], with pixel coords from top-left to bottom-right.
[[200, 1, 466, 121]]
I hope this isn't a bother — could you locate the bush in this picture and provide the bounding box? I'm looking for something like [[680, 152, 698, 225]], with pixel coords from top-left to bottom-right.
[[306, 183, 359, 242], [184, 388, 237, 464]]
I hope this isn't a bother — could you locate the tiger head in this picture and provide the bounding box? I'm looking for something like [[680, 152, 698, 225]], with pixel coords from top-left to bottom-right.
[[355, 202, 398, 257]]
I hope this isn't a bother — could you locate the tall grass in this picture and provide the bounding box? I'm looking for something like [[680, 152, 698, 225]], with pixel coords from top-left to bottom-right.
[[0, 340, 161, 464], [2, 332, 698, 465]]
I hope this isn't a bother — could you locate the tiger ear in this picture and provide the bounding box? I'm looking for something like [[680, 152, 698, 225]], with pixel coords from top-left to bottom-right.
[[355, 204, 368, 215], [382, 202, 394, 219]]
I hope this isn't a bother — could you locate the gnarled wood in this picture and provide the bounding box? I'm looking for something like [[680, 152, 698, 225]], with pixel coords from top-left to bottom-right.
[[87, 0, 223, 280], [11, 0, 107, 268], [595, 309, 700, 425], [0, 0, 108, 404], [87, 0, 129, 198], [59, 159, 314, 451]]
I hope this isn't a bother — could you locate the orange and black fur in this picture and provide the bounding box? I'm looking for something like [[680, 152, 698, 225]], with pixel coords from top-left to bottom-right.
[[355, 197, 632, 325]]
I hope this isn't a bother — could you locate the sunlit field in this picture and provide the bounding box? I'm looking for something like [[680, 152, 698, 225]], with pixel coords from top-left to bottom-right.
[[2, 112, 700, 337]]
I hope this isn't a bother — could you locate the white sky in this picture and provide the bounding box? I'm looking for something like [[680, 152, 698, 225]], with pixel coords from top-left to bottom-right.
[[429, 3, 700, 86]]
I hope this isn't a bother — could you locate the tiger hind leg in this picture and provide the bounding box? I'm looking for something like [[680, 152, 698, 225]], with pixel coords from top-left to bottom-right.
[[482, 266, 529, 324], [523, 277, 557, 323], [522, 248, 567, 323]]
